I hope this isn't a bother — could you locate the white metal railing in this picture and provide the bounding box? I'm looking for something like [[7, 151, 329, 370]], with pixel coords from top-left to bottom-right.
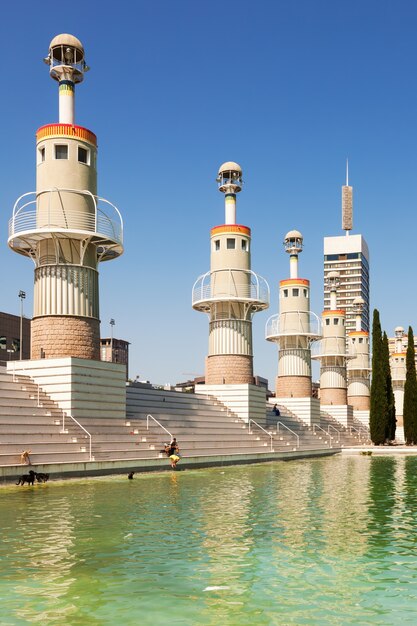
[[312, 424, 331, 447], [146, 414, 172, 439], [61, 411, 93, 461], [327, 424, 341, 444], [265, 311, 322, 339], [248, 419, 274, 451], [277, 421, 300, 449], [349, 426, 369, 442], [192, 269, 269, 306], [9, 189, 123, 245], [311, 339, 352, 359]]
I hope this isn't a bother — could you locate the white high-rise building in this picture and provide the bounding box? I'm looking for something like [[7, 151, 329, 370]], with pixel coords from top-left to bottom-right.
[[323, 165, 370, 335]]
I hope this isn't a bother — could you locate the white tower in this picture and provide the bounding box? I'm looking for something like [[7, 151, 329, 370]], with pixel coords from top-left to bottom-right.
[[265, 231, 320, 398], [390, 327, 406, 427], [192, 162, 269, 384], [313, 271, 349, 406], [347, 297, 371, 410], [8, 35, 123, 360]]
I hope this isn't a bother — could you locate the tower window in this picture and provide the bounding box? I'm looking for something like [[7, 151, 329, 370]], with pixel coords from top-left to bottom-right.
[[283, 289, 288, 297], [334, 318, 339, 325], [78, 146, 90, 164], [227, 238, 235, 249], [214, 240, 220, 251], [241, 239, 248, 251], [55, 144, 68, 160], [38, 146, 45, 164], [292, 288, 299, 297], [325, 319, 330, 325], [359, 337, 363, 343], [303, 289, 308, 297]]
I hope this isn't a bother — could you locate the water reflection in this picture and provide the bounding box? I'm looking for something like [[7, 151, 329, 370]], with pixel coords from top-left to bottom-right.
[[2, 457, 417, 625]]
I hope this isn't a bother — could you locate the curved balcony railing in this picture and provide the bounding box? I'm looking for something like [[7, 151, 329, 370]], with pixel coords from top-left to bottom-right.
[[265, 311, 321, 340], [8, 189, 123, 248], [311, 339, 354, 360], [192, 269, 269, 309]]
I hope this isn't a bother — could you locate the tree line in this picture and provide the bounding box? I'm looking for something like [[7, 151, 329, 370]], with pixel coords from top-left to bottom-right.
[[370, 309, 417, 445]]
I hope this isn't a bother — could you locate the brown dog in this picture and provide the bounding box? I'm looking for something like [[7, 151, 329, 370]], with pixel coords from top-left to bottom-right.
[[36, 473, 49, 483]]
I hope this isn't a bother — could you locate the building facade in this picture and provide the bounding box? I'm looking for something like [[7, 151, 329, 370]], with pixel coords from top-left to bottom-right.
[[324, 234, 370, 335], [0, 312, 31, 363], [100, 337, 129, 378]]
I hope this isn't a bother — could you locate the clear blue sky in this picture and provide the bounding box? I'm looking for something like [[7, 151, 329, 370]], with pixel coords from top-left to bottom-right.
[[0, 0, 416, 386]]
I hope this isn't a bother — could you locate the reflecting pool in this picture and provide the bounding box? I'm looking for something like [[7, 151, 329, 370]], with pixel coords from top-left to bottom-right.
[[1, 455, 417, 625]]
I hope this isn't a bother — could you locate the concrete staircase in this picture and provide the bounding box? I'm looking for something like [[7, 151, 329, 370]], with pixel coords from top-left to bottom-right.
[[0, 369, 345, 468], [319, 410, 371, 447], [0, 367, 90, 465]]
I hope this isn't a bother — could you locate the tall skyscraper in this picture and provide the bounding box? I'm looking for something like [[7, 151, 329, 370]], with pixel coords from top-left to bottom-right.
[[323, 165, 370, 335]]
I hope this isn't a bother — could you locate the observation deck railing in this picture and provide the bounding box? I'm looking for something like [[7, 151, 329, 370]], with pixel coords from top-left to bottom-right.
[[9, 189, 123, 249], [311, 339, 354, 360], [192, 269, 269, 309], [265, 311, 321, 340]]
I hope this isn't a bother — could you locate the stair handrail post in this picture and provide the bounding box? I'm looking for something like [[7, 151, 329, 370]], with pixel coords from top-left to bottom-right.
[[312, 423, 331, 448], [277, 421, 300, 449], [146, 414, 173, 439], [62, 410, 65, 433], [248, 418, 273, 451], [65, 412, 93, 461], [327, 423, 340, 443]]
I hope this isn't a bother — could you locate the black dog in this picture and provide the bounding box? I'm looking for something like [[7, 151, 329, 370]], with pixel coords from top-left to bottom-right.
[[128, 472, 135, 480], [16, 470, 36, 486], [36, 473, 50, 483]]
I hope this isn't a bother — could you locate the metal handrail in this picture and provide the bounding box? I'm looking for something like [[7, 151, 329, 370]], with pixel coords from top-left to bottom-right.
[[192, 268, 270, 305], [327, 424, 341, 443], [248, 419, 273, 451], [349, 426, 368, 441], [9, 188, 123, 244], [146, 414, 172, 439], [276, 421, 300, 449], [266, 311, 322, 339], [61, 411, 92, 461], [312, 424, 331, 447]]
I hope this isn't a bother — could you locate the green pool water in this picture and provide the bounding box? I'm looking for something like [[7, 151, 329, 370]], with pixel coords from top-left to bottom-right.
[[1, 455, 417, 625]]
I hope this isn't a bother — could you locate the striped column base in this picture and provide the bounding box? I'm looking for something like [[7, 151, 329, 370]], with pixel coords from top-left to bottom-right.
[[276, 376, 312, 398], [31, 315, 100, 360], [347, 395, 370, 411], [320, 388, 347, 406], [206, 354, 253, 385]]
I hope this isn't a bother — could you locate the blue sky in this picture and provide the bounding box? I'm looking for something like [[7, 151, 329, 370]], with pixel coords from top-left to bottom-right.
[[0, 0, 416, 386]]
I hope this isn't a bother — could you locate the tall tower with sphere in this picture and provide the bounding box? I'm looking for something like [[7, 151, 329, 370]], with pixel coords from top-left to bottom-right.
[[193, 162, 269, 421], [347, 296, 371, 416], [266, 230, 321, 399], [8, 34, 123, 361], [312, 271, 353, 426]]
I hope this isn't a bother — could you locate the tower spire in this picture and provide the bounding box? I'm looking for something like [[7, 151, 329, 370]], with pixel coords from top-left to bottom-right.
[[342, 160, 353, 235]]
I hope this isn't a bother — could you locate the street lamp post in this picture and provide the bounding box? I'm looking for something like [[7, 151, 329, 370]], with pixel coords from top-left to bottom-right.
[[18, 291, 26, 360], [110, 318, 115, 363]]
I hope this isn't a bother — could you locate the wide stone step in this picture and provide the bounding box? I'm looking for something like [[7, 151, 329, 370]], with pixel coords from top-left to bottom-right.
[[0, 451, 90, 465], [0, 441, 90, 454]]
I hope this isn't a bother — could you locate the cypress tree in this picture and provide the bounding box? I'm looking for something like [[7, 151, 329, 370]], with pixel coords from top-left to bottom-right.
[[403, 326, 417, 445], [370, 309, 388, 444], [382, 332, 396, 441]]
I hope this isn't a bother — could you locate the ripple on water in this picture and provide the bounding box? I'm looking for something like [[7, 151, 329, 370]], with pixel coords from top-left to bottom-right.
[[2, 457, 417, 624]]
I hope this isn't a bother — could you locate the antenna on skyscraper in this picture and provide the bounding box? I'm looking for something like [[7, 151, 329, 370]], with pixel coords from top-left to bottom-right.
[[342, 159, 353, 235]]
